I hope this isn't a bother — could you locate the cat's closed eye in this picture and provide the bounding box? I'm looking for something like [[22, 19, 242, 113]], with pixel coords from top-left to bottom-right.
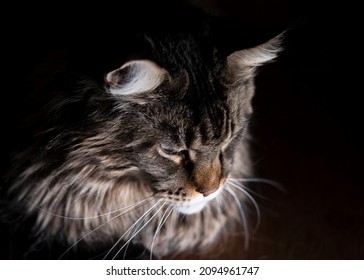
[[159, 144, 181, 155], [157, 144, 192, 165]]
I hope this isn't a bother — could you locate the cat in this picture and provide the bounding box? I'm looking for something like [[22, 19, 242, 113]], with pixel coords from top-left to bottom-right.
[[0, 3, 283, 259]]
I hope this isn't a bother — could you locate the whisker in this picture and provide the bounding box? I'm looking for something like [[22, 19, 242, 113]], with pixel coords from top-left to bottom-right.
[[24, 195, 154, 220], [229, 177, 285, 192], [224, 187, 249, 250], [102, 199, 163, 260], [102, 200, 162, 260], [121, 203, 167, 260], [58, 197, 153, 259], [227, 180, 261, 232], [149, 206, 174, 260], [167, 206, 177, 248], [214, 190, 224, 218], [121, 224, 139, 260], [111, 201, 167, 260]]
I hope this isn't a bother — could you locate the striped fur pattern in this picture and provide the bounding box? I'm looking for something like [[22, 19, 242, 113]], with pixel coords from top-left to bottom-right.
[[5, 28, 282, 258]]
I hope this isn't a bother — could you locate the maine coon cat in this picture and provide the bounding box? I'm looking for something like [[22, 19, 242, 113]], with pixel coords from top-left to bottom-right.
[[0, 5, 282, 259]]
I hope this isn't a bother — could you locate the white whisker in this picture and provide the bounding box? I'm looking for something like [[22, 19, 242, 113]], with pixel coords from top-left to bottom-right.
[[102, 199, 163, 260], [227, 180, 261, 231], [111, 201, 167, 260], [25, 195, 154, 220], [102, 199, 162, 260], [229, 177, 285, 192], [58, 197, 153, 259], [224, 187, 249, 250], [167, 206, 177, 248], [213, 189, 224, 219], [149, 206, 174, 260]]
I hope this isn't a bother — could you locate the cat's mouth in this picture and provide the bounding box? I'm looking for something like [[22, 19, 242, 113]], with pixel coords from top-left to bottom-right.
[[174, 187, 222, 215]]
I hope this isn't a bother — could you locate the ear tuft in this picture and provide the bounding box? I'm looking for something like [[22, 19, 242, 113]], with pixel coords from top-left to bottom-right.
[[105, 60, 167, 95], [228, 32, 284, 68]]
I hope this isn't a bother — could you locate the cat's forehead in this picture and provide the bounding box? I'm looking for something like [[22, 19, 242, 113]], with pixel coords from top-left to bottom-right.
[[142, 35, 235, 139], [154, 37, 226, 100], [145, 85, 235, 149], [144, 33, 219, 72]]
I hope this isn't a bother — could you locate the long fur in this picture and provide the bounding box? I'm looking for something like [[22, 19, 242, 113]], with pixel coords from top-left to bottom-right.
[[1, 8, 282, 259]]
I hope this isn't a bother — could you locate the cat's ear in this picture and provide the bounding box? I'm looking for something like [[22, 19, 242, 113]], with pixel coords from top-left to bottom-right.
[[227, 33, 284, 71], [105, 59, 167, 95]]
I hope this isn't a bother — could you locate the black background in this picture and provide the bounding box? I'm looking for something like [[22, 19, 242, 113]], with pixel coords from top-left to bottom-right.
[[1, 0, 363, 259], [188, 0, 363, 259]]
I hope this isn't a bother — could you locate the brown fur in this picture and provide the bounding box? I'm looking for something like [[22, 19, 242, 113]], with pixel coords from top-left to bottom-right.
[[3, 10, 282, 259]]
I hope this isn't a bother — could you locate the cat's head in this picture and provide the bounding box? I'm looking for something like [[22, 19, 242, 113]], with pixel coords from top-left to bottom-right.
[[6, 17, 284, 258], [96, 33, 283, 214]]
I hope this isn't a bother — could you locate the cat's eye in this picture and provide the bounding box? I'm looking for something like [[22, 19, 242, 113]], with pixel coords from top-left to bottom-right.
[[158, 144, 191, 164], [159, 144, 179, 155]]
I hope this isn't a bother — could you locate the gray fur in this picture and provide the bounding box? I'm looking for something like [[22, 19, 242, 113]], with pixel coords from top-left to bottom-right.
[[5, 29, 282, 258]]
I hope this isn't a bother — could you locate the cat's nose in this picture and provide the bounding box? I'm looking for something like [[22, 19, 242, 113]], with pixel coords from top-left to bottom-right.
[[192, 154, 222, 196], [196, 186, 219, 197], [195, 176, 227, 197]]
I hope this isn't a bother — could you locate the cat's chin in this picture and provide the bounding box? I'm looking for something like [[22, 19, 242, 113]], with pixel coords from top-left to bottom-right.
[[174, 188, 221, 215], [175, 201, 208, 215]]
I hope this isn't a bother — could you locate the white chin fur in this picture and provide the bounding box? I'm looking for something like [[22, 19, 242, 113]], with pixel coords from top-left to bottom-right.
[[175, 188, 221, 215], [175, 201, 208, 215]]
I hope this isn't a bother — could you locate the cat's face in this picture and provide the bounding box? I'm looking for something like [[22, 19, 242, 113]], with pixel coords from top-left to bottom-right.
[[107, 63, 245, 214], [92, 35, 282, 215], [7, 30, 283, 258]]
